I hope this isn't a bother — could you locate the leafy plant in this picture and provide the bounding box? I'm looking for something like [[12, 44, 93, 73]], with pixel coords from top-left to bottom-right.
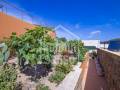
[[49, 60, 77, 84], [0, 64, 17, 90], [49, 71, 65, 84], [7, 27, 55, 68], [67, 40, 87, 62], [55, 61, 72, 74], [56, 39, 87, 62], [36, 84, 50, 90], [68, 59, 78, 65]]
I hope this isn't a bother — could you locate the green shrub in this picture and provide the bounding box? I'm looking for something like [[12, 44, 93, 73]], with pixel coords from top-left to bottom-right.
[[7, 27, 55, 67], [78, 53, 84, 62], [66, 40, 87, 62], [55, 61, 72, 74], [68, 59, 78, 65], [36, 84, 50, 90], [0, 64, 17, 90], [49, 71, 65, 84], [49, 60, 77, 84]]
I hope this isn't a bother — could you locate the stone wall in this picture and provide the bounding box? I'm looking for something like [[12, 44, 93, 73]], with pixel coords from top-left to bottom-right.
[[97, 48, 120, 90]]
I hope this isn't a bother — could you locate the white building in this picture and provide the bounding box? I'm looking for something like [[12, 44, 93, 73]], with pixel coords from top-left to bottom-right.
[[82, 40, 100, 48], [100, 41, 109, 49]]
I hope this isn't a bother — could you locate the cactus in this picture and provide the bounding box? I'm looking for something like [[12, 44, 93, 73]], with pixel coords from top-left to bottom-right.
[[0, 43, 10, 64], [2, 44, 9, 62], [0, 51, 3, 65], [4, 50, 10, 62]]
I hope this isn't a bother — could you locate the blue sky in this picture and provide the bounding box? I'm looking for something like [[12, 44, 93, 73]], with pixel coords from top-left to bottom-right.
[[2, 0, 120, 41]]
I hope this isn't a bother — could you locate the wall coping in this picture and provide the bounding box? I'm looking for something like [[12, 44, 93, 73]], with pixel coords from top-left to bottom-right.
[[97, 48, 120, 57]]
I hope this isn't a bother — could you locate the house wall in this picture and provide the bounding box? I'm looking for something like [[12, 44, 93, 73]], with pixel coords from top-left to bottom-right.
[[0, 12, 56, 41], [0, 12, 35, 40]]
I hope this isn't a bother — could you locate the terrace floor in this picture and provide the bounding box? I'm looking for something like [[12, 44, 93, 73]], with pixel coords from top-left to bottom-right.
[[84, 59, 108, 90]]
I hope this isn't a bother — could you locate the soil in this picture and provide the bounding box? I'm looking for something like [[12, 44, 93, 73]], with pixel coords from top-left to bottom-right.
[[8, 54, 79, 90]]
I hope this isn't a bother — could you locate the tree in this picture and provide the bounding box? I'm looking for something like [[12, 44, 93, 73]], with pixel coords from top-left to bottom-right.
[[7, 26, 55, 68]]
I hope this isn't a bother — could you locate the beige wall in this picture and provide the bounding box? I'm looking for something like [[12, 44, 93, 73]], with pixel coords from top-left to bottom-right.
[[0, 12, 35, 40], [97, 48, 120, 90]]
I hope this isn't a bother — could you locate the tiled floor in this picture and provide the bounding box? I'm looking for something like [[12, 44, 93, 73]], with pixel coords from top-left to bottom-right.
[[84, 59, 108, 90]]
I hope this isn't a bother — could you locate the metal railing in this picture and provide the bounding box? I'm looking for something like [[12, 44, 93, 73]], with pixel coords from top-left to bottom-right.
[[0, 0, 34, 24]]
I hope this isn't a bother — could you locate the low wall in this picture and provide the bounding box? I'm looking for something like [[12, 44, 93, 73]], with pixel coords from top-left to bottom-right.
[[75, 53, 89, 90], [97, 48, 120, 90]]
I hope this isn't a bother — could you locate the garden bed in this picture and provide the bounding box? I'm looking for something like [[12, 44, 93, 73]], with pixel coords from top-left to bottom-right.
[[16, 60, 81, 90], [0, 26, 87, 90], [55, 62, 81, 90]]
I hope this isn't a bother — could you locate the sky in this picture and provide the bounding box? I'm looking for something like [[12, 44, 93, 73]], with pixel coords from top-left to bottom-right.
[[1, 0, 120, 41]]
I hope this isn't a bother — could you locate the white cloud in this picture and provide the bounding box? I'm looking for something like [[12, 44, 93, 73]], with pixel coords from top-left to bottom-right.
[[90, 30, 101, 35], [89, 30, 101, 38]]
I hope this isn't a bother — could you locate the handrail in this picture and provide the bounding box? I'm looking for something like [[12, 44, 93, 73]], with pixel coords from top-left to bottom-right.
[[0, 0, 34, 24]]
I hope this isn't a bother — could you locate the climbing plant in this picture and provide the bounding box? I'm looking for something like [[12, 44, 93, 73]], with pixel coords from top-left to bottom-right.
[[56, 37, 87, 61], [58, 39, 87, 62], [67, 40, 87, 61]]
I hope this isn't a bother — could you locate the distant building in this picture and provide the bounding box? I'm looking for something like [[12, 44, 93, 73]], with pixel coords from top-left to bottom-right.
[[100, 41, 109, 49], [108, 40, 120, 51], [82, 40, 100, 50]]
